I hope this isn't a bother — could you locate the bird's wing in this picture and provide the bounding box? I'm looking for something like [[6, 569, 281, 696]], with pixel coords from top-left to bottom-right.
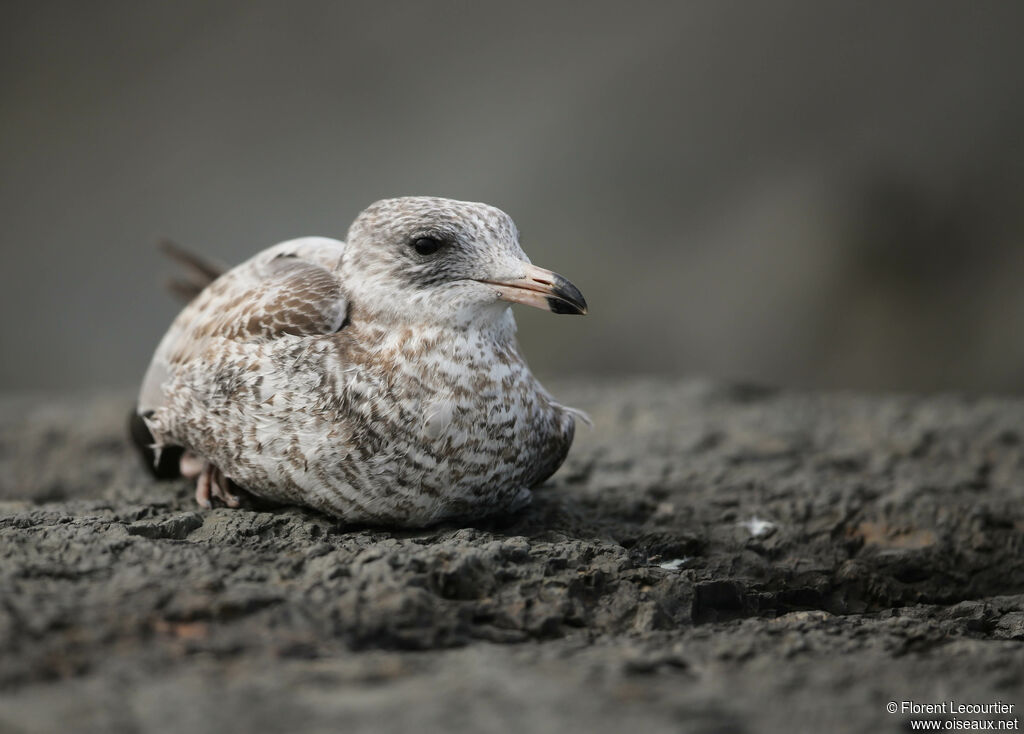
[[158, 238, 226, 302], [138, 237, 348, 414]]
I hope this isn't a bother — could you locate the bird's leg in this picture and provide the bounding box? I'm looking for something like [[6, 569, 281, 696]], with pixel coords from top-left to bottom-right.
[[193, 460, 241, 510], [179, 451, 204, 479]]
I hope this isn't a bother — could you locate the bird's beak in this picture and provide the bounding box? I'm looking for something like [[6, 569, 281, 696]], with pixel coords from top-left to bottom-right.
[[478, 264, 588, 315]]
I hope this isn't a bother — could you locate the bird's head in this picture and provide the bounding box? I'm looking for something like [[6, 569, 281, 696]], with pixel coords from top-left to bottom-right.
[[342, 196, 587, 328]]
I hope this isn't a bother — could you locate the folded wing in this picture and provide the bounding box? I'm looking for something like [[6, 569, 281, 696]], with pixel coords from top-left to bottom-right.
[[138, 237, 348, 416]]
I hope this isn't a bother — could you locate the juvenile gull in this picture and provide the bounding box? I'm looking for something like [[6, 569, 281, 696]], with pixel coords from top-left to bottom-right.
[[135, 196, 588, 526]]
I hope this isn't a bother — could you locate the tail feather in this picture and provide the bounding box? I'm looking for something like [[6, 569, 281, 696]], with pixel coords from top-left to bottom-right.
[[131, 239, 217, 475], [127, 410, 183, 479], [158, 238, 225, 302]]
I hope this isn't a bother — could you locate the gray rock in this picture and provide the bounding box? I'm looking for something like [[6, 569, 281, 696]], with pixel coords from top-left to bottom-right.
[[1, 379, 1022, 733]]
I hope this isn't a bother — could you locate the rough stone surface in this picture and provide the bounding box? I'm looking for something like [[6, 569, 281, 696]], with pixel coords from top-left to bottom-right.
[[1, 379, 1022, 733]]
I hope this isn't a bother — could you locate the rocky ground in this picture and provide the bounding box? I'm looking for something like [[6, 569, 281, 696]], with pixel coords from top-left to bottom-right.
[[0, 378, 1022, 733]]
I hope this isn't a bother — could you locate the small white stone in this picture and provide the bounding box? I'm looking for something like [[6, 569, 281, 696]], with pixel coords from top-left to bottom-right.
[[740, 516, 777, 538], [658, 558, 688, 571]]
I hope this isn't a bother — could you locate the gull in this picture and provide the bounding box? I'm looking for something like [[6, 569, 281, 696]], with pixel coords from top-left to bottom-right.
[[133, 196, 588, 526]]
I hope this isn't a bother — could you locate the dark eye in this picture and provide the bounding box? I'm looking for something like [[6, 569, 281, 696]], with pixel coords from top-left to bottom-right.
[[412, 237, 443, 256]]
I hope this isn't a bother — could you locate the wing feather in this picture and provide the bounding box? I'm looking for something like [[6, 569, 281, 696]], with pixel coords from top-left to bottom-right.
[[139, 237, 348, 414]]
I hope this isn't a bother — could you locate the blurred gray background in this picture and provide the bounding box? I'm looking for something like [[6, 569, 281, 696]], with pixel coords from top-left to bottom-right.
[[3, 0, 1023, 393]]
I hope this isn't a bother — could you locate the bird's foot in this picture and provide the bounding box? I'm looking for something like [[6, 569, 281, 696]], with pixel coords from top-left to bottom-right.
[[193, 460, 241, 509], [179, 451, 204, 479]]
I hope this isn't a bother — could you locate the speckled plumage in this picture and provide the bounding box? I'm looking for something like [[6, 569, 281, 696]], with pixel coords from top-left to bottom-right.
[[137, 197, 587, 526]]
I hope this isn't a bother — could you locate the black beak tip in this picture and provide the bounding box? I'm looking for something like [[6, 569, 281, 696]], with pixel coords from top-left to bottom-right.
[[547, 297, 585, 315], [550, 275, 588, 315]]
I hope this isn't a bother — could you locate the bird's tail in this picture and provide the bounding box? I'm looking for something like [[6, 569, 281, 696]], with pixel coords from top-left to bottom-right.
[[127, 411, 184, 479], [128, 238, 221, 477], [158, 238, 225, 302]]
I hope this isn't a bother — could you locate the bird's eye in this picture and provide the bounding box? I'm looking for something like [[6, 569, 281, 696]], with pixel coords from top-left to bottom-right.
[[411, 236, 443, 256]]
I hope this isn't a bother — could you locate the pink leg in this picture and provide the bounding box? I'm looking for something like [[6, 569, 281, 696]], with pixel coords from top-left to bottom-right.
[[179, 451, 204, 479], [193, 461, 241, 509]]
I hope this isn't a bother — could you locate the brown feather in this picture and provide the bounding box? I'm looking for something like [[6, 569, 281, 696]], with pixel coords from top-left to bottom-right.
[[159, 238, 225, 302]]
